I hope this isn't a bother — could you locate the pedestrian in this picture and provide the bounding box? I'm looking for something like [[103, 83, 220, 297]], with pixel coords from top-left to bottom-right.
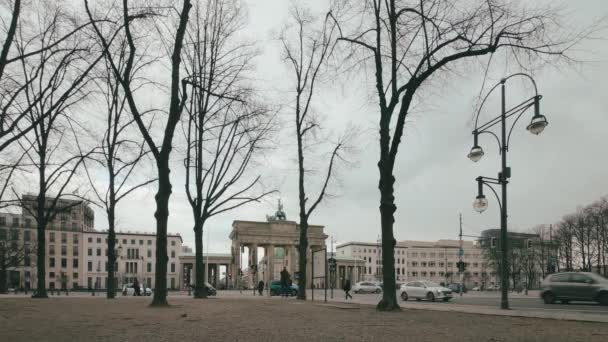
[[343, 279, 352, 300], [258, 280, 264, 296], [133, 278, 141, 296], [280, 267, 289, 297]]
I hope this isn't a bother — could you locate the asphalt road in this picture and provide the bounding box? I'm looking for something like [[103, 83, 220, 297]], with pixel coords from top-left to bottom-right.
[[317, 290, 608, 315]]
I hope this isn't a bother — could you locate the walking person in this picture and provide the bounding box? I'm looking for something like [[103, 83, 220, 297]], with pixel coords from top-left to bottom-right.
[[343, 279, 352, 300], [133, 278, 141, 296], [280, 267, 289, 297], [258, 280, 264, 296]]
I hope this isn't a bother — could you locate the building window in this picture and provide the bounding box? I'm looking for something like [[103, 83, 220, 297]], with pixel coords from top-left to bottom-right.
[[0, 228, 5, 240], [49, 257, 55, 268], [24, 230, 31, 242], [139, 240, 144, 245], [147, 263, 152, 272], [88, 237, 93, 243], [123, 239, 127, 244], [49, 272, 55, 278], [147, 240, 152, 245], [87, 248, 92, 256], [73, 259, 78, 268], [170, 278, 175, 289], [61, 258, 67, 268], [87, 262, 92, 272], [73, 246, 78, 256], [170, 263, 175, 273], [12, 217, 19, 227], [412, 272, 418, 277], [131, 239, 135, 245], [49, 232, 55, 243], [73, 272, 78, 279], [61, 233, 67, 244], [147, 249, 152, 258], [96, 248, 101, 256], [171, 250, 175, 258], [61, 245, 67, 256], [97, 238, 101, 243], [49, 245, 55, 255], [171, 241, 176, 246], [87, 277, 92, 288]]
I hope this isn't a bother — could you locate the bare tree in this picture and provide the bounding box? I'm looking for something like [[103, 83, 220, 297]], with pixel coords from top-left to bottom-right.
[[181, 0, 274, 299], [85, 0, 193, 306], [80, 43, 156, 299], [9, 1, 105, 298], [0, 0, 108, 153], [329, 0, 590, 310], [281, 5, 350, 300], [0, 226, 35, 293]]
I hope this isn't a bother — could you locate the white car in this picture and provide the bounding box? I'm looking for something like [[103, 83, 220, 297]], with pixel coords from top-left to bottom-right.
[[122, 283, 152, 296], [352, 281, 382, 294], [400, 281, 453, 302]]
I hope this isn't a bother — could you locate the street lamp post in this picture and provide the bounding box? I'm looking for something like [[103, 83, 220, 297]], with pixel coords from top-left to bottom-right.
[[468, 73, 548, 310]]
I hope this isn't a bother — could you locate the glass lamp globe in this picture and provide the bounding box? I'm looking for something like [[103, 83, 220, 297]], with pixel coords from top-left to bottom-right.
[[473, 195, 488, 213], [527, 115, 548, 135], [468, 145, 484, 162]]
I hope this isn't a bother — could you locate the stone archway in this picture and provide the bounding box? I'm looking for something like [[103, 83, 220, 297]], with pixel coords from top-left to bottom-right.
[[229, 219, 327, 289]]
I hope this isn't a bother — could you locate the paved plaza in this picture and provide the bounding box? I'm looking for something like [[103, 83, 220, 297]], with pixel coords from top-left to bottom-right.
[[2, 295, 608, 342]]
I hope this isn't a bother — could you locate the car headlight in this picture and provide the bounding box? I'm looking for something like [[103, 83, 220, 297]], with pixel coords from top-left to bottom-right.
[[437, 290, 442, 294]]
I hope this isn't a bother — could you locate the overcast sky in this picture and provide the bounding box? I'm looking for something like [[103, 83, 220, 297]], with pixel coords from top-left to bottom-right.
[[86, 0, 608, 254]]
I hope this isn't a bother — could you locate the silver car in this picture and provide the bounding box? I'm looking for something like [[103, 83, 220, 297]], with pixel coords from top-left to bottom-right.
[[540, 272, 608, 305], [400, 280, 452, 302]]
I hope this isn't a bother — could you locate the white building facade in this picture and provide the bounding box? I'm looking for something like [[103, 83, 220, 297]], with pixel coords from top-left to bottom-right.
[[82, 230, 183, 290], [336, 240, 490, 287]]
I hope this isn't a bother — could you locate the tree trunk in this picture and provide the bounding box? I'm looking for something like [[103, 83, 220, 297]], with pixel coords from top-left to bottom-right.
[[376, 156, 399, 311], [193, 218, 207, 298], [151, 156, 171, 306], [34, 189, 47, 298], [0, 264, 7, 293], [106, 202, 116, 299], [297, 217, 308, 300]]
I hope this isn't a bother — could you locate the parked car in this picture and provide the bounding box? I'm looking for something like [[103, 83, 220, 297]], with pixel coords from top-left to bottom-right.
[[352, 281, 382, 294], [269, 280, 298, 296], [400, 281, 453, 302], [540, 272, 608, 305], [122, 283, 152, 296], [472, 286, 481, 291]]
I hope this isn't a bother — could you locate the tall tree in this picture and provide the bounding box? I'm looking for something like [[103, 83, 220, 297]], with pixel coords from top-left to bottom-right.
[[330, 0, 588, 310], [12, 1, 104, 298], [182, 0, 274, 299], [80, 44, 155, 299], [281, 6, 347, 300], [85, 0, 193, 306]]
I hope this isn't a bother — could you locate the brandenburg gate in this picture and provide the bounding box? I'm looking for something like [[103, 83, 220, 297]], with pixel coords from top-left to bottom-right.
[[229, 203, 327, 288]]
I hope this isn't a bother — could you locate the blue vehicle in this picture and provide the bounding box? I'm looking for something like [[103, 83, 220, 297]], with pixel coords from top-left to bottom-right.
[[269, 280, 298, 296]]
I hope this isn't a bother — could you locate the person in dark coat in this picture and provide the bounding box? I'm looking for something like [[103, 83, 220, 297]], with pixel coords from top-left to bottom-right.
[[280, 267, 290, 297], [258, 280, 264, 296], [133, 278, 141, 296], [343, 279, 352, 300]]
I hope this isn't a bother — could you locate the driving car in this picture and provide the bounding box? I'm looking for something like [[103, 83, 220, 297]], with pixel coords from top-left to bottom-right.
[[540, 272, 608, 305], [188, 282, 217, 296], [447, 283, 467, 293], [400, 281, 453, 302], [269, 280, 298, 296], [122, 283, 152, 296], [352, 281, 382, 294]]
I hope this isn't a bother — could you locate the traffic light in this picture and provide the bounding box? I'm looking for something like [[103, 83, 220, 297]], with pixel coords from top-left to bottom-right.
[[457, 261, 466, 273]]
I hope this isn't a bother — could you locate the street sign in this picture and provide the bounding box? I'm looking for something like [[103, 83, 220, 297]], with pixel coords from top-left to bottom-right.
[[459, 248, 464, 257]]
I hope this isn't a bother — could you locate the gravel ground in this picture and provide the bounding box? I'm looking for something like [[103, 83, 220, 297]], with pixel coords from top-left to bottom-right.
[[1, 297, 607, 342]]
